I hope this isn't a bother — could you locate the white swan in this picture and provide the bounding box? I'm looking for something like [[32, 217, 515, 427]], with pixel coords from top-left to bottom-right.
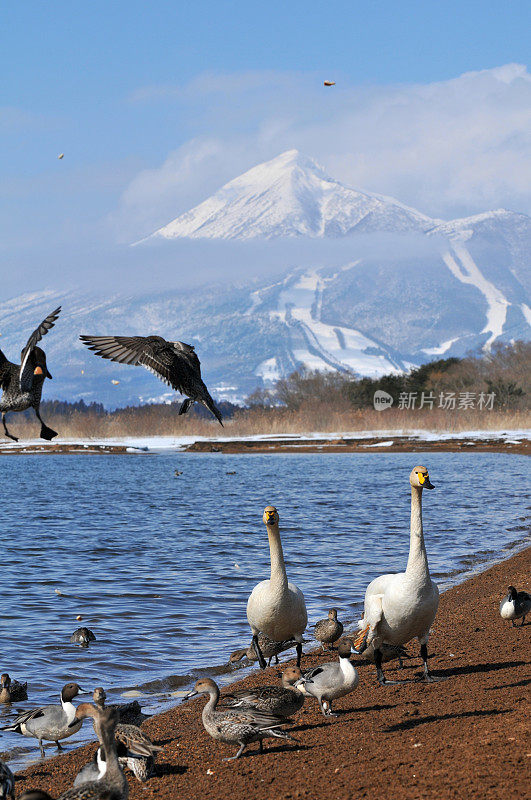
[[246, 506, 308, 669], [355, 466, 441, 685]]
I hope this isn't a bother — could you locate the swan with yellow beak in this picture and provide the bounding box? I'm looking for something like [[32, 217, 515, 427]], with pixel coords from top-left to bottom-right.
[[355, 466, 442, 685]]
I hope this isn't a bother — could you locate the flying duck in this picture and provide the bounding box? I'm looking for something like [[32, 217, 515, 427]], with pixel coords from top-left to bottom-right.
[[79, 333, 223, 425], [3, 682, 84, 756], [0, 307, 61, 441], [500, 586, 531, 626]]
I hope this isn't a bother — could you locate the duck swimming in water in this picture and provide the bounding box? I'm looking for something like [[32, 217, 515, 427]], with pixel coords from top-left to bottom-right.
[[79, 333, 223, 425], [0, 307, 61, 441], [70, 628, 96, 646], [0, 673, 28, 703]]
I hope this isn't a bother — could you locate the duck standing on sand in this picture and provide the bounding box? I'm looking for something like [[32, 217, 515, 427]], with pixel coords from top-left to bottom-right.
[[93, 688, 160, 782], [80, 333, 223, 425], [0, 307, 61, 441], [297, 638, 358, 717], [3, 682, 84, 756], [355, 466, 442, 685], [185, 678, 297, 761], [246, 506, 308, 669], [314, 608, 344, 650], [224, 667, 305, 718], [499, 586, 531, 626]]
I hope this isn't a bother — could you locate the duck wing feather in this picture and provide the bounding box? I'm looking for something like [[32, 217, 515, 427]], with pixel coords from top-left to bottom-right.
[[19, 307, 61, 391]]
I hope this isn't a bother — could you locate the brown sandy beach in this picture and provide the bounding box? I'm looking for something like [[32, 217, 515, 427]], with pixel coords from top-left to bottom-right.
[[0, 433, 529, 456], [13, 546, 530, 800]]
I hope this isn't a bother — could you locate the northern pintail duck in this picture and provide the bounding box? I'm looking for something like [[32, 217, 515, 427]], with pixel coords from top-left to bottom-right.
[[0, 673, 28, 703], [70, 628, 96, 646], [0, 760, 14, 800], [80, 334, 223, 425], [229, 634, 297, 667], [224, 667, 305, 718], [62, 703, 128, 800], [3, 682, 84, 756], [313, 609, 344, 650], [500, 586, 531, 626], [355, 466, 441, 685], [185, 678, 297, 761], [73, 747, 106, 787], [297, 638, 359, 717], [93, 688, 160, 782], [0, 307, 61, 441], [247, 506, 307, 669]]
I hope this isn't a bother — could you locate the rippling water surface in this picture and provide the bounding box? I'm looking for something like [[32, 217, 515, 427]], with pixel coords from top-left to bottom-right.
[[0, 451, 529, 768]]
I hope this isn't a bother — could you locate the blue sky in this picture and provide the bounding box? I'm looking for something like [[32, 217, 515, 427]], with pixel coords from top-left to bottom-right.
[[1, 1, 530, 293]]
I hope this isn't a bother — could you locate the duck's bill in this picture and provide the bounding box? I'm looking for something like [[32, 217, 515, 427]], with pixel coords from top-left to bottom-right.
[[182, 689, 198, 701]]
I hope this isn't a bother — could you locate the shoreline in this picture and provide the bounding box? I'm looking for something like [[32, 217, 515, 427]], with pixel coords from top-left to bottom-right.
[[0, 430, 529, 456], [13, 546, 531, 799]]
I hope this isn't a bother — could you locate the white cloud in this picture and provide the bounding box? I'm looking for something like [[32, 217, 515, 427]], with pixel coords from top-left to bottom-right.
[[116, 64, 531, 239]]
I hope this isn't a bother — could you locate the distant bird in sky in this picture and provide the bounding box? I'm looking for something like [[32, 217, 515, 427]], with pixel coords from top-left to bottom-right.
[[0, 307, 61, 441], [111, 379, 120, 385], [323, 80, 335, 86], [58, 153, 64, 159], [80, 334, 223, 425]]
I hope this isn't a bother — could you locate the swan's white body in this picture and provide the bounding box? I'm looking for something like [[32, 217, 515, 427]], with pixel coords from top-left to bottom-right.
[[247, 511, 307, 643], [357, 474, 439, 651]]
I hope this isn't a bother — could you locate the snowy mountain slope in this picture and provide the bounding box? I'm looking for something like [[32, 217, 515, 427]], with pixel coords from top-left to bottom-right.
[[143, 150, 434, 242], [1, 152, 530, 407]]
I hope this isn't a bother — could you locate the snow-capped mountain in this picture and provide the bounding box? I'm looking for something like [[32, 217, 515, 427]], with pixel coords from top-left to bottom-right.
[[142, 150, 434, 241], [1, 152, 530, 408]]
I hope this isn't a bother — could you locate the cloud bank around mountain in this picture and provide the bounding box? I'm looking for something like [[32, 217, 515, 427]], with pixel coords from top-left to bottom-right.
[[116, 63, 531, 241]]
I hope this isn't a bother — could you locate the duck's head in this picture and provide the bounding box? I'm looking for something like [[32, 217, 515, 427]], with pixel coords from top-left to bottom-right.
[[93, 687, 106, 707], [263, 505, 279, 527], [410, 466, 434, 490], [0, 673, 10, 689], [31, 347, 53, 380], [328, 608, 339, 620], [229, 648, 247, 664], [61, 682, 85, 703], [338, 638, 354, 658], [508, 586, 518, 600], [281, 667, 303, 687], [184, 678, 218, 699]]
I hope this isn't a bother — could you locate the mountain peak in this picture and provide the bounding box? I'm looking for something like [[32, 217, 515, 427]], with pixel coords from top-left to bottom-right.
[[141, 151, 433, 242]]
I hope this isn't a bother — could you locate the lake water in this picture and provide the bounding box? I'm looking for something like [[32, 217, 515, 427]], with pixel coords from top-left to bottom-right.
[[0, 451, 529, 769]]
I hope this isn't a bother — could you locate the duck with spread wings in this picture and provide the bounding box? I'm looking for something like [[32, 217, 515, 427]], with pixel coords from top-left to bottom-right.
[[80, 334, 223, 425], [0, 307, 61, 442]]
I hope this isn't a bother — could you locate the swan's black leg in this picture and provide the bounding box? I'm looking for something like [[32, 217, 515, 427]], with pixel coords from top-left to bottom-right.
[[296, 642, 303, 668], [252, 634, 267, 669], [375, 647, 407, 686], [35, 407, 57, 440], [420, 643, 445, 682], [2, 413, 18, 441]]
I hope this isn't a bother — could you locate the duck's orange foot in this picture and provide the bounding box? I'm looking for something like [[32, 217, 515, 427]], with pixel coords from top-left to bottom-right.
[[354, 624, 370, 652]]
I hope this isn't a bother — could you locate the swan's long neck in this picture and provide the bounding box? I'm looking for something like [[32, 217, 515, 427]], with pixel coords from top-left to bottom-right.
[[267, 524, 288, 590], [406, 486, 430, 580]]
